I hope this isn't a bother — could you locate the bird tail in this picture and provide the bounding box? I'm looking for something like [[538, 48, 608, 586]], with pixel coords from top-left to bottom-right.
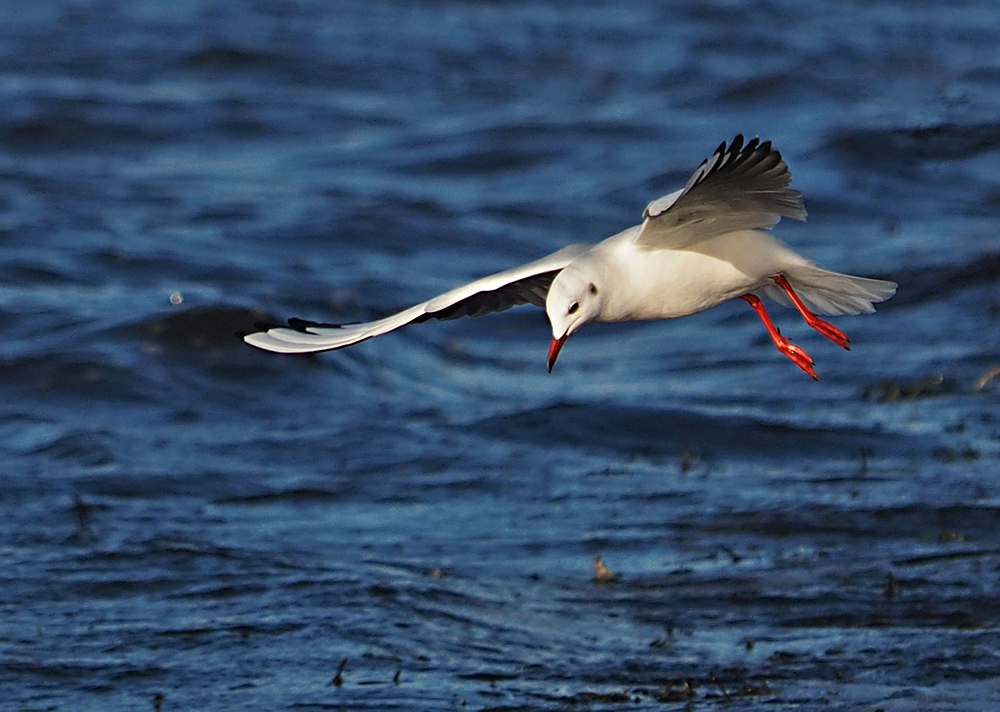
[[758, 265, 897, 316]]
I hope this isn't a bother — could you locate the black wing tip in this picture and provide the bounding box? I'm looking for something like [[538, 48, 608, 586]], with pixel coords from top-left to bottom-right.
[[249, 320, 283, 333], [244, 317, 346, 334], [287, 317, 344, 331], [687, 133, 805, 221], [723, 134, 773, 161], [714, 133, 792, 180]]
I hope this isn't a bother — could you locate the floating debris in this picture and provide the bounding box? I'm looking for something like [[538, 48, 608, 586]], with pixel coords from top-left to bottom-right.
[[330, 658, 347, 687], [71, 494, 91, 540], [656, 678, 695, 702], [593, 554, 619, 583], [884, 572, 899, 600], [975, 363, 1000, 390], [862, 374, 958, 401]]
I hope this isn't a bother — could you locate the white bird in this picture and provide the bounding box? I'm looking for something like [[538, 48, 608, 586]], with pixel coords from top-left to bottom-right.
[[245, 135, 896, 379]]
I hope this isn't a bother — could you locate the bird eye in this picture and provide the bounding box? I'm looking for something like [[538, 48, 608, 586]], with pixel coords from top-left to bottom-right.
[[568, 302, 579, 315], [589, 283, 598, 295]]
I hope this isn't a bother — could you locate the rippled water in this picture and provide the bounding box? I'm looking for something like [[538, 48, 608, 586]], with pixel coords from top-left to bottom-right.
[[3, 1, 1000, 710]]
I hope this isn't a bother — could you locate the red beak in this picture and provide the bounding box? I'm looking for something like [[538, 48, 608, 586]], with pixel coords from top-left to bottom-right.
[[547, 334, 568, 373]]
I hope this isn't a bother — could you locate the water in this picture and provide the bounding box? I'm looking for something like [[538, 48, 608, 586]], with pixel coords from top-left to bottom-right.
[[3, 1, 1000, 710]]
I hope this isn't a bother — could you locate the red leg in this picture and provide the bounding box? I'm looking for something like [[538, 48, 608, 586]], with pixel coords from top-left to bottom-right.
[[740, 294, 818, 380], [772, 274, 850, 350]]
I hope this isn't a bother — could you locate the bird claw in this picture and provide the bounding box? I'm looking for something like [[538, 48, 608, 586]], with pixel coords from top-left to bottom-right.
[[806, 316, 850, 350], [740, 293, 819, 379], [776, 337, 817, 379]]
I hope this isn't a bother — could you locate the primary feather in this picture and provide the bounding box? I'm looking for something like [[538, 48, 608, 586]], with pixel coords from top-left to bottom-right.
[[637, 135, 806, 249]]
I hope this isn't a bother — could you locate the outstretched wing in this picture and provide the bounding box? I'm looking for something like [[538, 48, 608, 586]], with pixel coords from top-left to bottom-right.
[[244, 243, 592, 353], [636, 135, 807, 250]]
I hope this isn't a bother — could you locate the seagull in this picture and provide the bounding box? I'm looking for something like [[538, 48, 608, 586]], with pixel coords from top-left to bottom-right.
[[245, 135, 896, 379]]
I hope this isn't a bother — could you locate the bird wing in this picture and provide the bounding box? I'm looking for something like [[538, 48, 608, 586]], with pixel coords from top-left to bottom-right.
[[635, 135, 807, 250], [244, 243, 592, 353]]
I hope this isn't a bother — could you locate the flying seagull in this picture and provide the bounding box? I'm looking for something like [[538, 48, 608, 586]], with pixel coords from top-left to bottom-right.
[[245, 135, 896, 379]]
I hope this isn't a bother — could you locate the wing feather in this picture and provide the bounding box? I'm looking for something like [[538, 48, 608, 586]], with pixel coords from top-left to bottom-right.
[[636, 135, 806, 250], [243, 243, 591, 353]]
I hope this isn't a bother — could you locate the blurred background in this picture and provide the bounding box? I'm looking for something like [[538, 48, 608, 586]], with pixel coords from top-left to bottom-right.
[[3, 1, 1000, 710]]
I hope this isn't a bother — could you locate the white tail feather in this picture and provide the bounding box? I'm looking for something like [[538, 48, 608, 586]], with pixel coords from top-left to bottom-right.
[[758, 265, 897, 316]]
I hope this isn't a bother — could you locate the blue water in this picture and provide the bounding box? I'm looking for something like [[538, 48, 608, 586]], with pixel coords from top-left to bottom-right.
[[3, 1, 1000, 710]]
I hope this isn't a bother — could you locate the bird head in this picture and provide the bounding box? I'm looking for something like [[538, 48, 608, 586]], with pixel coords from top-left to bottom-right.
[[545, 266, 603, 372]]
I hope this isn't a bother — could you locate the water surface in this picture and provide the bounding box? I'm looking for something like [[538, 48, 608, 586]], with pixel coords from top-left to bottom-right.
[[3, 1, 1000, 710]]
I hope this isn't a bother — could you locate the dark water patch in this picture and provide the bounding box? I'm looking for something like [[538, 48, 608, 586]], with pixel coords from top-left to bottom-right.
[[74, 537, 248, 565], [0, 261, 84, 286], [156, 620, 307, 639], [408, 143, 561, 178], [476, 402, 925, 461], [187, 201, 259, 225], [63, 573, 191, 599], [220, 487, 354, 505], [113, 304, 355, 386], [27, 429, 114, 468], [74, 470, 262, 502], [183, 45, 295, 74], [894, 548, 1000, 567], [459, 670, 521, 683], [0, 353, 152, 401], [5, 659, 167, 682], [881, 250, 1000, 306], [823, 122, 1000, 171], [129, 305, 277, 349], [782, 604, 996, 632], [684, 503, 1000, 540], [1, 112, 171, 153], [717, 70, 851, 108]]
